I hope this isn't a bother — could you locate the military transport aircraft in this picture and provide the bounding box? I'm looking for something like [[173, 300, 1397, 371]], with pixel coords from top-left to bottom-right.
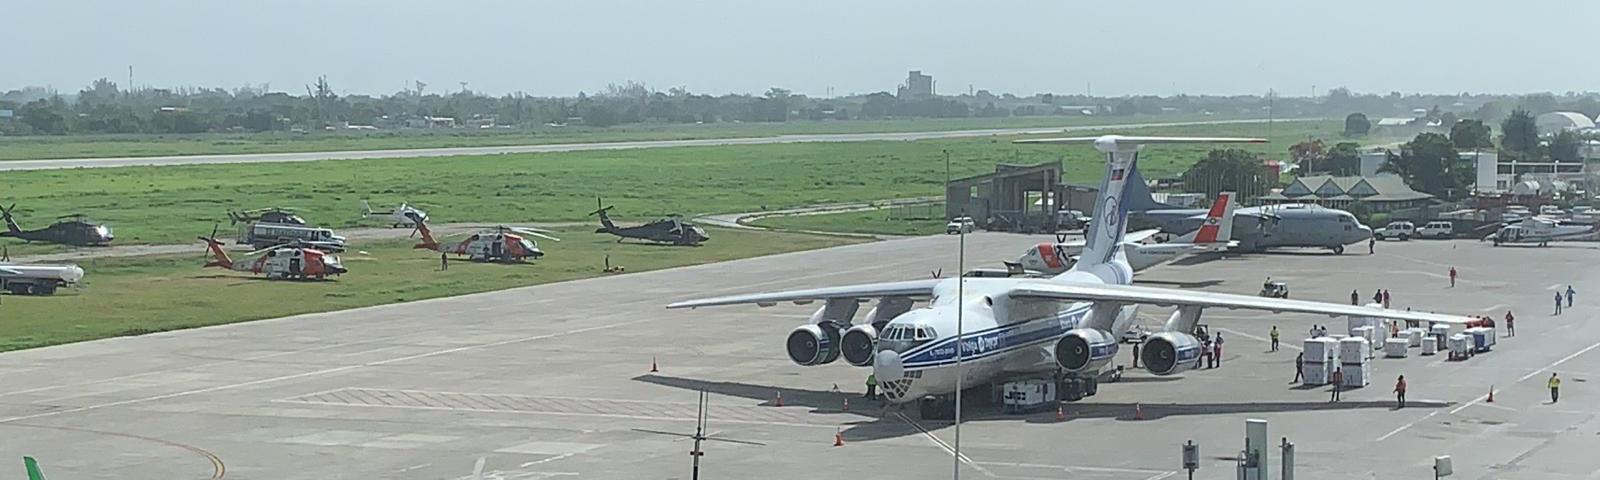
[[1, 204, 114, 246], [412, 220, 558, 263], [667, 135, 1477, 418], [1125, 181, 1370, 254], [590, 197, 709, 246], [1487, 216, 1599, 246]]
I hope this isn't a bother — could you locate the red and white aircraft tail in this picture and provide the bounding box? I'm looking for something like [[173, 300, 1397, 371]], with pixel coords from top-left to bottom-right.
[[197, 227, 234, 269], [1182, 191, 1236, 251]]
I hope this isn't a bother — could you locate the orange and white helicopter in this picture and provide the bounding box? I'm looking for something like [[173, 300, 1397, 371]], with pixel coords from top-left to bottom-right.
[[412, 220, 558, 263], [198, 226, 347, 280]]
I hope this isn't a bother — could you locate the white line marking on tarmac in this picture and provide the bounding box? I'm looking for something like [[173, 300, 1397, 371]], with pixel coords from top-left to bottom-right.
[[893, 413, 993, 477], [1214, 327, 1301, 351], [1548, 284, 1564, 290], [1481, 304, 1508, 312], [276, 396, 839, 429], [1375, 411, 1438, 442], [1518, 339, 1600, 382], [972, 461, 1175, 480]]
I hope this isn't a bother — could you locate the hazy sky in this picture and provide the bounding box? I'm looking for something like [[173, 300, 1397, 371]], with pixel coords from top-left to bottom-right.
[[6, 1, 1597, 98]]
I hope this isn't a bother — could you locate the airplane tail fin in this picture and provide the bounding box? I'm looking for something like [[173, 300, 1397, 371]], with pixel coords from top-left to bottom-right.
[[1191, 191, 1236, 246], [1122, 168, 1174, 213], [411, 219, 440, 250], [199, 226, 234, 269], [1017, 136, 1263, 278], [24, 456, 45, 480]]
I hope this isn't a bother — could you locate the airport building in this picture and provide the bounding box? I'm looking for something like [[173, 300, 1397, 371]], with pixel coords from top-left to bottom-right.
[[945, 161, 1069, 232], [897, 70, 934, 98], [1258, 174, 1434, 212]]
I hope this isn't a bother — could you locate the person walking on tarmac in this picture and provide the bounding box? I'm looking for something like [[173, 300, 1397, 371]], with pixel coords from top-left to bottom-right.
[[1369, 237, 1376, 254], [1212, 335, 1224, 367], [1330, 368, 1344, 402], [1373, 290, 1383, 305], [440, 252, 449, 271], [1270, 326, 1280, 352], [1449, 267, 1458, 288], [864, 374, 878, 401], [1132, 341, 1141, 368], [1556, 291, 1565, 315], [1351, 290, 1360, 305], [1549, 373, 1561, 403], [1382, 289, 1391, 309], [1567, 285, 1576, 308], [1505, 310, 1516, 337], [1394, 375, 1407, 408], [1292, 352, 1304, 383]]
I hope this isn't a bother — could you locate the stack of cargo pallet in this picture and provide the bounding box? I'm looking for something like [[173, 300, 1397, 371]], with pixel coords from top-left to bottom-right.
[[1430, 324, 1451, 345], [1384, 337, 1409, 358], [1465, 327, 1497, 353], [1405, 327, 1427, 347], [1339, 337, 1372, 387], [1421, 336, 1438, 355], [1302, 337, 1338, 385]]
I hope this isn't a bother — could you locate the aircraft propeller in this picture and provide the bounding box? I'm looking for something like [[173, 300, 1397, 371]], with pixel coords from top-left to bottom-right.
[[588, 196, 614, 216]]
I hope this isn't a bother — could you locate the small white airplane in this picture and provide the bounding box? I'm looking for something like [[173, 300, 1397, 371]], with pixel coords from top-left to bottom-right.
[[1487, 216, 1598, 246], [1017, 191, 1238, 275], [361, 200, 428, 228], [668, 135, 1478, 415]]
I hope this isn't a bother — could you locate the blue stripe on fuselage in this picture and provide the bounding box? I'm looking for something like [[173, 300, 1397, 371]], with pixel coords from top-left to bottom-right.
[[900, 305, 1092, 369]]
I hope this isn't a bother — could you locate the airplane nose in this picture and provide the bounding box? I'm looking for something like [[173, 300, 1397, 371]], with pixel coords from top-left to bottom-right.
[[874, 349, 904, 380]]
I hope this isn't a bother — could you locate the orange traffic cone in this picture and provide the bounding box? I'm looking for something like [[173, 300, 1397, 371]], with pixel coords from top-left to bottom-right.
[[774, 391, 783, 407], [1133, 403, 1144, 420], [1056, 405, 1066, 422], [1487, 385, 1495, 403], [834, 428, 845, 447], [650, 357, 659, 373]]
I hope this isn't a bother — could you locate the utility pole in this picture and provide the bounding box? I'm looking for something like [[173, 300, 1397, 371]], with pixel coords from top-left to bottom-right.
[[127, 65, 133, 94], [950, 147, 966, 480]]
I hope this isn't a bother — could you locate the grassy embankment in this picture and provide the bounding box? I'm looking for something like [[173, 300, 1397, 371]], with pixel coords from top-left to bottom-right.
[[0, 114, 1255, 161]]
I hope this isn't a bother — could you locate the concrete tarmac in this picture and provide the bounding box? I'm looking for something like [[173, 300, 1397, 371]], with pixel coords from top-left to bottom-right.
[[0, 118, 1314, 171], [1, 234, 1595, 480]]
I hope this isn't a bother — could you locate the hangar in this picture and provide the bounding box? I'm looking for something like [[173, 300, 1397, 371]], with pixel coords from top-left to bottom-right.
[[945, 161, 1080, 232]]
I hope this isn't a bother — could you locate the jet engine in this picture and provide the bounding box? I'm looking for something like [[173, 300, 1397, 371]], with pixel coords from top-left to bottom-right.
[[840, 324, 877, 367], [1054, 328, 1118, 372], [786, 323, 842, 366], [1139, 332, 1203, 376]]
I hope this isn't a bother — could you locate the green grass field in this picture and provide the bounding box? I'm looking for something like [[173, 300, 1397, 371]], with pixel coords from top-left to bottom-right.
[[1, 120, 1339, 258], [0, 226, 860, 352], [750, 207, 950, 236], [0, 114, 1252, 161]]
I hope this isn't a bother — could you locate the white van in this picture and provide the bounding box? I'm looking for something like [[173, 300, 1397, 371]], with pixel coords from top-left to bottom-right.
[[1417, 221, 1454, 239]]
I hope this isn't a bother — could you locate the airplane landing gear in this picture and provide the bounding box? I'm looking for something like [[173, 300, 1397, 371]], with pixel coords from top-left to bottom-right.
[[1332, 245, 1345, 255]]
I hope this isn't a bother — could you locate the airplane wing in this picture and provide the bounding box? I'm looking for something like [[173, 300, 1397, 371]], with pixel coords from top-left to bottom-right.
[[1010, 281, 1476, 325], [667, 279, 940, 309], [0, 266, 21, 276], [1124, 229, 1162, 244]]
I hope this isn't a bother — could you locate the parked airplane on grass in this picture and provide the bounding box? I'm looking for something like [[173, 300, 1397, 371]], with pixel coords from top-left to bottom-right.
[[1017, 191, 1238, 275], [1487, 216, 1600, 246], [668, 135, 1476, 417]]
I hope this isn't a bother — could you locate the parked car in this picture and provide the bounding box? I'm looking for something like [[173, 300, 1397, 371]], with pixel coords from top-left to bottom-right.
[[1374, 221, 1416, 241], [946, 216, 976, 234], [1417, 221, 1455, 239]]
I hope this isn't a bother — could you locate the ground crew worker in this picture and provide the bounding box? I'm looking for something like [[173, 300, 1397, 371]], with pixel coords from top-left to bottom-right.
[[864, 374, 878, 400], [1549, 373, 1561, 403], [1269, 326, 1280, 352], [1505, 310, 1515, 337], [1369, 237, 1376, 254], [1373, 290, 1383, 305], [1449, 267, 1457, 287], [1556, 291, 1564, 315], [1330, 368, 1343, 402], [1567, 285, 1576, 308], [1198, 340, 1210, 369], [1351, 290, 1359, 305], [440, 252, 448, 271], [1132, 341, 1141, 368], [1382, 289, 1391, 309], [1292, 352, 1304, 383], [1212, 335, 1223, 367], [1394, 375, 1407, 408]]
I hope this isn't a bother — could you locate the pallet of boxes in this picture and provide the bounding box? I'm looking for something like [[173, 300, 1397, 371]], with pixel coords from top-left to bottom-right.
[[1339, 336, 1372, 388], [1301, 337, 1338, 385]]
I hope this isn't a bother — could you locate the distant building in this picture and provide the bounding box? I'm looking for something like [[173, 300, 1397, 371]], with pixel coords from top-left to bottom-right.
[[1534, 112, 1596, 135], [1260, 174, 1434, 212], [1466, 150, 1589, 195], [897, 70, 934, 98]]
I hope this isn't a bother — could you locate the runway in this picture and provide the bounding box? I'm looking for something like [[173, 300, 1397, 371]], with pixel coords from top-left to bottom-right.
[[0, 118, 1314, 171], [2, 234, 1596, 479]]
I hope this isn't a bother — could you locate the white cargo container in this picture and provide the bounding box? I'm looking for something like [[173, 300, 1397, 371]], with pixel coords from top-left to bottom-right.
[[1340, 363, 1373, 387], [1347, 314, 1377, 336], [1302, 361, 1334, 386], [1421, 337, 1438, 355], [1384, 338, 1409, 358], [1304, 338, 1338, 362], [1406, 328, 1426, 347], [1448, 333, 1472, 360], [1001, 379, 1055, 414], [1339, 337, 1371, 364], [1430, 324, 1451, 342]]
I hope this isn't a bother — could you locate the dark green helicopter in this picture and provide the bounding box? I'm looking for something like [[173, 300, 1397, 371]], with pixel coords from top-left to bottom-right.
[[1, 204, 115, 246]]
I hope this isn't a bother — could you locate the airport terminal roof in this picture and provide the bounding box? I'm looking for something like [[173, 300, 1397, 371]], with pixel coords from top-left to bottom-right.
[[1261, 174, 1434, 203], [1535, 111, 1596, 134]]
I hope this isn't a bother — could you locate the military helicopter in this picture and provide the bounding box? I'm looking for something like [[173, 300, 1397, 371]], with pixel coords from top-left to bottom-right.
[[412, 220, 559, 263], [589, 197, 710, 246], [227, 207, 307, 226], [198, 225, 346, 280], [1, 204, 114, 246]]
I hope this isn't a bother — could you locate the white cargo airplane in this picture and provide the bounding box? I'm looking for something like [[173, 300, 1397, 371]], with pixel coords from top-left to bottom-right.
[[667, 136, 1476, 413], [1017, 191, 1238, 275]]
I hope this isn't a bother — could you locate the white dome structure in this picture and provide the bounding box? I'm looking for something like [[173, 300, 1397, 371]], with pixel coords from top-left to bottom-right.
[[1535, 112, 1595, 135]]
